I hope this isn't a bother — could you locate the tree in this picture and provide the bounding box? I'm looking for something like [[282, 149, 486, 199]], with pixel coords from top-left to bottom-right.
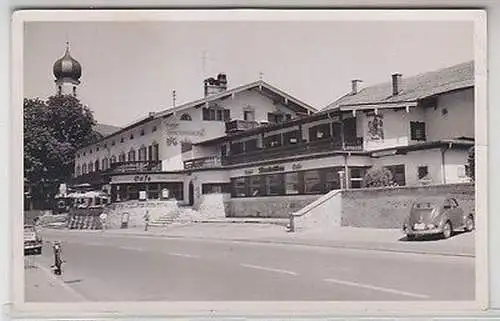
[[24, 95, 99, 209], [465, 146, 475, 182], [362, 166, 395, 188]]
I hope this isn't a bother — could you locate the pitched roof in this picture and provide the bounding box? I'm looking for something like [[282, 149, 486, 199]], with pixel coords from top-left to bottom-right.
[[324, 61, 474, 111], [93, 123, 122, 137], [155, 80, 317, 118]]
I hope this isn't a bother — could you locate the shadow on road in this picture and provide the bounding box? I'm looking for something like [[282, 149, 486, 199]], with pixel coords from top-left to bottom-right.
[[64, 279, 83, 285], [398, 230, 468, 242]]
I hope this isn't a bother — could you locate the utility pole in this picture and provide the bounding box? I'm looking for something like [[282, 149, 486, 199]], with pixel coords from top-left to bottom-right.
[[172, 90, 177, 108]]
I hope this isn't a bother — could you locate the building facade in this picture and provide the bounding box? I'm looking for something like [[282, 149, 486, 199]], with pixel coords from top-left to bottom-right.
[[72, 61, 475, 212]]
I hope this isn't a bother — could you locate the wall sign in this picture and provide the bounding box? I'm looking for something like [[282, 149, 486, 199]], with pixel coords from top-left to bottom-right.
[[164, 122, 206, 137], [292, 163, 303, 170], [258, 165, 285, 173], [244, 170, 254, 175], [134, 175, 152, 182], [112, 173, 184, 184], [367, 114, 384, 140]]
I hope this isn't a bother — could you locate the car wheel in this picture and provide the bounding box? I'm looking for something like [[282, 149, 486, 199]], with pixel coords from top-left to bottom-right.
[[465, 215, 475, 232], [406, 234, 416, 241], [442, 221, 453, 239]]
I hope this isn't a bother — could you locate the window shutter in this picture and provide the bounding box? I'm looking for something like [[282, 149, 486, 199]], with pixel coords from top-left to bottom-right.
[[223, 109, 230, 121], [202, 108, 209, 120]]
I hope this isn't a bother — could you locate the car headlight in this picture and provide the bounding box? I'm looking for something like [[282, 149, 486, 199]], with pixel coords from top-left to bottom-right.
[[426, 224, 436, 229]]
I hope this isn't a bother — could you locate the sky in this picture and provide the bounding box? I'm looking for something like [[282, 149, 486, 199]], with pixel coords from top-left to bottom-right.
[[24, 20, 474, 128]]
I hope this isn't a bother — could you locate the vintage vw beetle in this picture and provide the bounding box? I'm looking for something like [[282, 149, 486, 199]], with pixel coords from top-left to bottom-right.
[[402, 197, 474, 240]]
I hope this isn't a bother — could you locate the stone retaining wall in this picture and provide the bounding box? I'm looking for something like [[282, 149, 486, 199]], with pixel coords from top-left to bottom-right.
[[225, 195, 319, 218], [340, 183, 475, 228]]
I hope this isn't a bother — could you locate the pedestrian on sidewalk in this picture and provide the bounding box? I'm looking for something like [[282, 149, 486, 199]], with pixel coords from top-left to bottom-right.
[[144, 211, 150, 232]]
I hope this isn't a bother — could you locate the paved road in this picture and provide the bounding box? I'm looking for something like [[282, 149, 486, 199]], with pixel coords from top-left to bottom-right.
[[25, 229, 475, 302]]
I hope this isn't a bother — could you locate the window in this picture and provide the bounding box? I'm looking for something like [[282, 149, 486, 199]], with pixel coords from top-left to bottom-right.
[[202, 108, 230, 121], [94, 160, 100, 171], [180, 113, 192, 121], [244, 139, 259, 152], [111, 155, 117, 164], [119, 153, 126, 162], [96, 147, 99, 152], [267, 112, 284, 124], [138, 146, 147, 161], [418, 166, 429, 180], [89, 149, 92, 154], [112, 140, 116, 146], [324, 168, 341, 191], [130, 133, 134, 140], [104, 144, 107, 149], [140, 129, 145, 136], [88, 162, 94, 172], [82, 164, 87, 174], [102, 158, 109, 171], [304, 170, 322, 194], [410, 121, 426, 141], [120, 137, 124, 143], [83, 152, 86, 156], [385, 165, 406, 186], [76, 165, 81, 176], [230, 142, 244, 155], [152, 126, 157, 132], [232, 177, 248, 197], [265, 174, 285, 196], [309, 123, 331, 141], [151, 143, 159, 161], [249, 176, 263, 196], [283, 130, 301, 145], [285, 172, 300, 195], [350, 168, 365, 189], [160, 182, 184, 201], [244, 110, 255, 121], [202, 183, 231, 194], [264, 134, 282, 148], [128, 149, 136, 162]]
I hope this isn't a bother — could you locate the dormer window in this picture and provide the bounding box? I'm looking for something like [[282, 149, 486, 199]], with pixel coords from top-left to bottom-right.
[[152, 126, 157, 132], [120, 137, 124, 143], [140, 129, 145, 136], [180, 113, 192, 121], [112, 140, 116, 146], [130, 133, 134, 140]]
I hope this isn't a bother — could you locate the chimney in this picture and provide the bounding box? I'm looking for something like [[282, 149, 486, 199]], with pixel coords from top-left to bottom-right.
[[203, 73, 228, 97], [351, 79, 362, 95], [392, 73, 402, 96]]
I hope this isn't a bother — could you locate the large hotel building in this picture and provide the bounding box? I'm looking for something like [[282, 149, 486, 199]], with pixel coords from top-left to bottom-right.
[[59, 46, 474, 218]]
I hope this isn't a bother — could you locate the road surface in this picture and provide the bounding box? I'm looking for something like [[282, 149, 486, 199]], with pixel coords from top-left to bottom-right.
[[25, 229, 475, 302]]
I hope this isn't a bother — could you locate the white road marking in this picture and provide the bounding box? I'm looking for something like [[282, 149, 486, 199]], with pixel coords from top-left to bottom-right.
[[240, 263, 298, 276], [167, 252, 200, 258], [35, 262, 88, 301], [323, 278, 429, 299], [118, 246, 144, 251]]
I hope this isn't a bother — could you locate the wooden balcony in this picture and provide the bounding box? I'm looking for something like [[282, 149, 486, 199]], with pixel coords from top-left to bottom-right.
[[225, 119, 261, 133], [184, 156, 222, 170], [108, 160, 162, 174], [222, 137, 364, 165]]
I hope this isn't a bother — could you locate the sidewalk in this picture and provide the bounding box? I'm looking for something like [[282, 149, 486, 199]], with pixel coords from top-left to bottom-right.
[[44, 222, 475, 258], [24, 257, 87, 302]]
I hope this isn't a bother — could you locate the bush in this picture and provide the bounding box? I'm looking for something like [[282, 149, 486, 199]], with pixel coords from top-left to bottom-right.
[[465, 146, 474, 182], [362, 166, 395, 188]]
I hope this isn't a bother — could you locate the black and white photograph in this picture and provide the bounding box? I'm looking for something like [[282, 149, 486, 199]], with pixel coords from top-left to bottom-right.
[[11, 9, 488, 317]]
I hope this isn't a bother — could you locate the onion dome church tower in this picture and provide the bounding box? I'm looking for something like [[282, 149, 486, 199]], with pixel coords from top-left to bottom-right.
[[52, 42, 82, 96]]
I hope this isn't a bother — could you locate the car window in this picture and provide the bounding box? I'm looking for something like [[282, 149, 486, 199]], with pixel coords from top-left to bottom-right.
[[450, 199, 459, 207]]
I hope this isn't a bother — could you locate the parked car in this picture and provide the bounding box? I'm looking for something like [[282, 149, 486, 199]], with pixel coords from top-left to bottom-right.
[[24, 224, 42, 255], [402, 197, 474, 240]]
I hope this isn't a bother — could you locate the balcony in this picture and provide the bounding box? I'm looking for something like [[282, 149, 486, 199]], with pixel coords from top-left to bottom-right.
[[184, 156, 222, 170], [222, 137, 364, 165], [108, 160, 162, 174], [225, 119, 261, 133]]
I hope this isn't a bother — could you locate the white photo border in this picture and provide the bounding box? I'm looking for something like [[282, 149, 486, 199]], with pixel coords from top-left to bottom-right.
[[8, 8, 489, 318]]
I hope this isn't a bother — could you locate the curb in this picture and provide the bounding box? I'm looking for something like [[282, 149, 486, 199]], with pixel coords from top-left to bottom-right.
[[44, 228, 474, 258]]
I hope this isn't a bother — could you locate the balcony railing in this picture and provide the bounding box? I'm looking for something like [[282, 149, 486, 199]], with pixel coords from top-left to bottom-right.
[[225, 119, 261, 133], [222, 137, 364, 165], [108, 160, 162, 174], [183, 156, 222, 170]]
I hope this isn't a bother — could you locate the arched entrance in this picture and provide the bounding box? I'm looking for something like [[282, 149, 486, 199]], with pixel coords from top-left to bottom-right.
[[188, 182, 194, 206]]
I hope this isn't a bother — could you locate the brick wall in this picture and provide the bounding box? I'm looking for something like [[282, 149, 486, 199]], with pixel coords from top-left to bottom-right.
[[340, 183, 475, 228], [225, 195, 319, 218]]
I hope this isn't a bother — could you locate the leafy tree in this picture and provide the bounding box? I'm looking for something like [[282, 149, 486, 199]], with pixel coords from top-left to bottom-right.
[[24, 95, 99, 209], [465, 146, 475, 182], [362, 166, 395, 188]]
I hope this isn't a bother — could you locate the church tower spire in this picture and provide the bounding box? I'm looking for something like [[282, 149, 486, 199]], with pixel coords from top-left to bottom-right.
[[52, 42, 82, 96]]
